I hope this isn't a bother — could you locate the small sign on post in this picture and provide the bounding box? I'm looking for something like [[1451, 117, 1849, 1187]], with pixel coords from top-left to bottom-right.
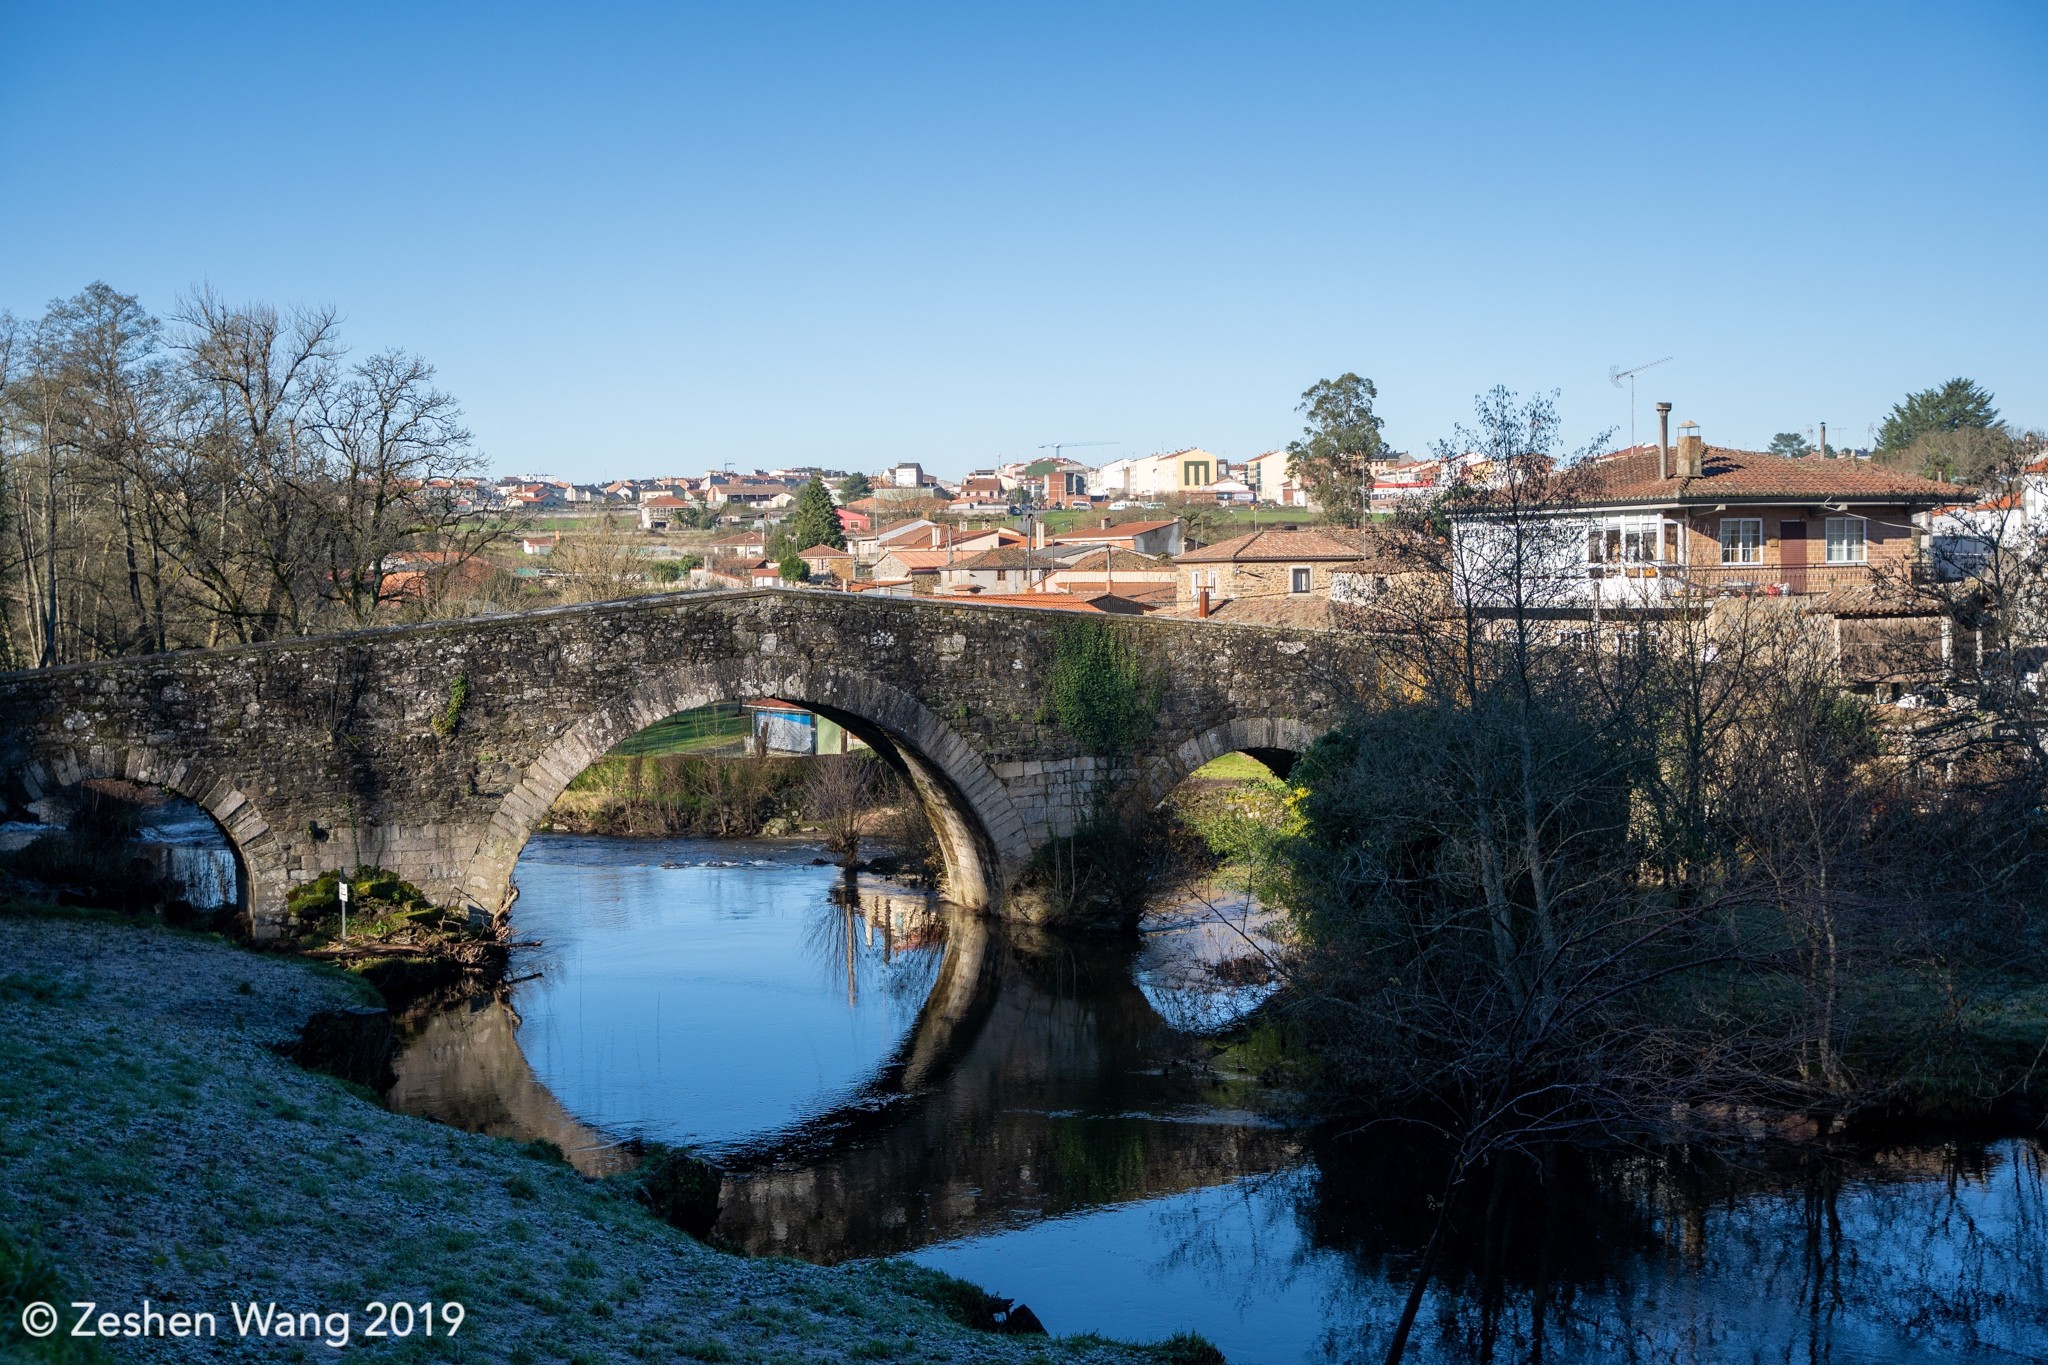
[[338, 878, 351, 942]]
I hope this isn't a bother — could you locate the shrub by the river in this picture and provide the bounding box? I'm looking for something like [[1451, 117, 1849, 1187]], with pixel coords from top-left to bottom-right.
[[552, 754, 810, 838], [630, 1144, 724, 1241]]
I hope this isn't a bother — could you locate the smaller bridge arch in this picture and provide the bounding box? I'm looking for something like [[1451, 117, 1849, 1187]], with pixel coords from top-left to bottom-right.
[[2, 747, 287, 927], [1132, 714, 1331, 811], [460, 661, 1032, 916]]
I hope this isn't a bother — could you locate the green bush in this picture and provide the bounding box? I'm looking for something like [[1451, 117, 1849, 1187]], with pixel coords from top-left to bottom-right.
[[557, 755, 809, 838], [630, 1145, 723, 1240]]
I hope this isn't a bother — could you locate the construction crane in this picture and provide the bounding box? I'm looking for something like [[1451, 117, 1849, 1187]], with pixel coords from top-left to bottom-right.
[[1035, 441, 1118, 462], [1608, 357, 1673, 454]]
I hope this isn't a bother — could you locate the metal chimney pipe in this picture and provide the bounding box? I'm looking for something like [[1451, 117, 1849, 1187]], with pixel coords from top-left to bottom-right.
[[1819, 422, 1827, 459], [1656, 402, 1673, 480], [1198, 586, 1210, 619]]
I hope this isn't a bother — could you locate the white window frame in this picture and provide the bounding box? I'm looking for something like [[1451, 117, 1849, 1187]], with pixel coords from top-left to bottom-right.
[[1289, 566, 1312, 594], [1589, 514, 1669, 564], [1719, 517, 1763, 565], [1824, 515, 1867, 564]]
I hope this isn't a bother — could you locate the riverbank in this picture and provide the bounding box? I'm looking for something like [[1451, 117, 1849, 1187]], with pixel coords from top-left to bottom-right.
[[0, 907, 1204, 1363]]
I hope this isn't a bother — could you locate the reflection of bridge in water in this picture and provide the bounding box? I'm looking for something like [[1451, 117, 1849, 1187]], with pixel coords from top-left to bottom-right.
[[386, 882, 1298, 1259]]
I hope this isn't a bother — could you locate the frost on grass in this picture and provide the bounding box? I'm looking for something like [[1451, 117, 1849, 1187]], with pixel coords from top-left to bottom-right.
[[0, 913, 1179, 1363]]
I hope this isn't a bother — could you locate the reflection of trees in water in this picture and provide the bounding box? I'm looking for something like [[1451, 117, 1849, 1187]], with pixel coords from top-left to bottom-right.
[[806, 877, 946, 1013], [1144, 1168, 1345, 1332], [1289, 1136, 2048, 1363]]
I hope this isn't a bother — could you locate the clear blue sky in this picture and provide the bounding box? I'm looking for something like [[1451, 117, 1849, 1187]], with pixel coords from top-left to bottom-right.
[[4, 2, 2042, 480]]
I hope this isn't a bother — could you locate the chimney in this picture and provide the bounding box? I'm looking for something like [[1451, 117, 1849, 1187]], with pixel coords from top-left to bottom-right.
[[1198, 587, 1210, 619], [1656, 402, 1672, 480], [1034, 520, 1046, 549], [1675, 420, 1704, 478], [1819, 421, 1828, 459], [1101, 516, 1112, 529]]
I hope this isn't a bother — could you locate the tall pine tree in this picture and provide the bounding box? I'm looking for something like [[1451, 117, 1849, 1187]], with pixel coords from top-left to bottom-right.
[[783, 475, 846, 550]]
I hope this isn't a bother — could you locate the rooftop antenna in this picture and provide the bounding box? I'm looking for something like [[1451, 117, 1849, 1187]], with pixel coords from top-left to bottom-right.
[[1608, 357, 1673, 454]]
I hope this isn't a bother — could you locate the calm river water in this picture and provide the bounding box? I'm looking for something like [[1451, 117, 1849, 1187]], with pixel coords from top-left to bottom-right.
[[386, 832, 2048, 1365]]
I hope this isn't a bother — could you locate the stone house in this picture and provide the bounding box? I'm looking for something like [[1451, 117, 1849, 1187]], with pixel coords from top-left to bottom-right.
[[1173, 528, 1363, 609], [796, 545, 855, 582]]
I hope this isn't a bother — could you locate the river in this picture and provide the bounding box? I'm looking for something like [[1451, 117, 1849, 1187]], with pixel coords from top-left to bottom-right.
[[384, 832, 2048, 1365]]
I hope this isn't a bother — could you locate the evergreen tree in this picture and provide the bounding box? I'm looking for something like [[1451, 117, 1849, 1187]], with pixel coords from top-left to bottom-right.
[[1285, 373, 1385, 527], [784, 475, 846, 550], [836, 471, 871, 502], [1768, 432, 1815, 458], [1877, 378, 2001, 454]]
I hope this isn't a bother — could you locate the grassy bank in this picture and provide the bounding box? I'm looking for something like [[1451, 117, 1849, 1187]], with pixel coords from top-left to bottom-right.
[[0, 908, 1197, 1363], [548, 754, 811, 838]]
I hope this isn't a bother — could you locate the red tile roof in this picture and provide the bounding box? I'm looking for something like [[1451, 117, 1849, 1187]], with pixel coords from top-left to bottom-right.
[[879, 549, 954, 571], [956, 592, 1117, 613], [947, 546, 1038, 570], [1052, 547, 1175, 572], [1049, 519, 1179, 541], [1562, 447, 1956, 507], [1176, 528, 1362, 564]]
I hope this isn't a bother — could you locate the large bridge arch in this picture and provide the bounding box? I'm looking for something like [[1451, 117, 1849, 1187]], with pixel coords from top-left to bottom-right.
[[459, 660, 1032, 915]]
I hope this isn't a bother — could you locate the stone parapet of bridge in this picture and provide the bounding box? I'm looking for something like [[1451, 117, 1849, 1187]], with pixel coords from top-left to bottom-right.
[[0, 590, 1377, 936]]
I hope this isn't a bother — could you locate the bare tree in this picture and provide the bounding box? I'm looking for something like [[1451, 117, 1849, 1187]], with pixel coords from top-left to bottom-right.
[[1282, 388, 2037, 1362], [805, 756, 877, 866], [307, 348, 485, 623], [0, 284, 506, 658]]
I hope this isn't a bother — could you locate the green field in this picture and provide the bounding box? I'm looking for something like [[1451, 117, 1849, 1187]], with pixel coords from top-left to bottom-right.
[[606, 703, 751, 756], [1032, 505, 1327, 537], [1187, 751, 1281, 783]]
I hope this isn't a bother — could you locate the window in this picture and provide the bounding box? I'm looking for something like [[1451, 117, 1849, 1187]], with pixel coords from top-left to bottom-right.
[[1190, 570, 1202, 595], [1719, 518, 1763, 565], [1825, 515, 1867, 564], [1290, 567, 1312, 594], [1591, 515, 1666, 563]]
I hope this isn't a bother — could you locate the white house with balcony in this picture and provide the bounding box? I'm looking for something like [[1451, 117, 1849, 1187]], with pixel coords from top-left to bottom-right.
[[1449, 419, 1955, 612]]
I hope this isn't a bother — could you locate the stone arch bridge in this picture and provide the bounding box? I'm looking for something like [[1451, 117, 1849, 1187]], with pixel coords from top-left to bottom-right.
[[0, 590, 1379, 938]]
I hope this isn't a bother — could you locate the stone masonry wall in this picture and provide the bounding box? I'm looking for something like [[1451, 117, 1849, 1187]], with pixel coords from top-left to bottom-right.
[[0, 590, 1380, 935]]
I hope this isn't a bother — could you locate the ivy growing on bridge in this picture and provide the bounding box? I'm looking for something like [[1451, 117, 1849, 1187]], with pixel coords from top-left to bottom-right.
[[431, 673, 470, 739], [1044, 620, 1159, 758]]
